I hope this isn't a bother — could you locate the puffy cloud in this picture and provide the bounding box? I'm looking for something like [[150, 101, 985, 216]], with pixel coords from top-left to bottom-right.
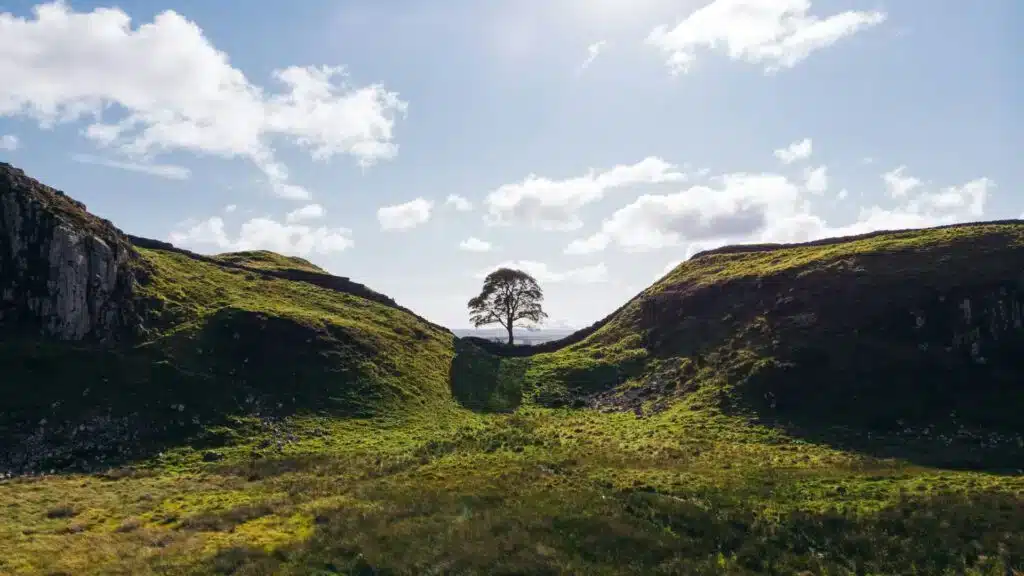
[[580, 40, 607, 71], [882, 165, 922, 197], [774, 137, 812, 164], [285, 203, 325, 223], [485, 156, 687, 230], [446, 194, 473, 211], [169, 216, 353, 256], [378, 197, 433, 231], [224, 204, 237, 213], [0, 134, 18, 150], [476, 260, 608, 284], [647, 0, 886, 75], [70, 152, 190, 180], [905, 177, 992, 219], [566, 165, 994, 255], [803, 165, 827, 194], [566, 173, 800, 253], [459, 237, 493, 252], [0, 2, 406, 199]]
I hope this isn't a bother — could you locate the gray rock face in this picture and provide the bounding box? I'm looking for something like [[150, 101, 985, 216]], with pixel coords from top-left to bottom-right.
[[0, 162, 139, 341]]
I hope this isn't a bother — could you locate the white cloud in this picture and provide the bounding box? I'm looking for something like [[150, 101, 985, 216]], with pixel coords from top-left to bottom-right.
[[580, 40, 607, 71], [803, 165, 827, 194], [255, 161, 313, 200], [446, 194, 473, 212], [0, 2, 407, 199], [476, 260, 608, 284], [837, 189, 848, 200], [647, 0, 886, 75], [285, 203, 325, 223], [378, 197, 433, 231], [905, 177, 992, 219], [882, 165, 922, 197], [0, 134, 18, 150], [774, 137, 812, 164], [485, 156, 687, 230], [224, 204, 237, 213], [566, 163, 994, 256], [566, 172, 802, 254], [71, 152, 190, 180], [169, 216, 353, 256], [459, 237, 493, 252]]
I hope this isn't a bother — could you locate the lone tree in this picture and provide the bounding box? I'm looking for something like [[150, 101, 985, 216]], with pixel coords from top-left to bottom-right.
[[468, 268, 548, 345]]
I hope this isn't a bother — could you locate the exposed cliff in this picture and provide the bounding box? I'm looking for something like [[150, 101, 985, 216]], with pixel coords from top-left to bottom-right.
[[0, 163, 140, 342]]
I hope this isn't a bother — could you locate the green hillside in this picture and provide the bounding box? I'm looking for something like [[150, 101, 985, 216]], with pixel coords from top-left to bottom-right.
[[2, 243, 459, 473], [1, 165, 1023, 574], [211, 250, 329, 274], [475, 223, 1024, 435]]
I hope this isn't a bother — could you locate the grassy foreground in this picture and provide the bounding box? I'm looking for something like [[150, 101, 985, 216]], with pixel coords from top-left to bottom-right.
[[2, 402, 1022, 575]]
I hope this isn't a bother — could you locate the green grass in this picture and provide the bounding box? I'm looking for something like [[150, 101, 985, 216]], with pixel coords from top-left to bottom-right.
[[137, 245, 457, 415], [3, 222, 1024, 574], [211, 251, 328, 274], [1, 246, 458, 473], [2, 405, 1022, 574]]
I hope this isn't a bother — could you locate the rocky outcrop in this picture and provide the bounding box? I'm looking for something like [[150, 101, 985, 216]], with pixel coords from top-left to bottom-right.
[[0, 163, 139, 341]]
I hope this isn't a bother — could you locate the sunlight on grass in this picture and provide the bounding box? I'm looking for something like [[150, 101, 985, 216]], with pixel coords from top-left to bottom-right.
[[3, 403, 1022, 574], [4, 223, 1024, 574]]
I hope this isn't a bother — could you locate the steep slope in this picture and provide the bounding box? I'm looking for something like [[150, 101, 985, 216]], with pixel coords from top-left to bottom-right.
[[0, 163, 455, 473], [480, 222, 1024, 436]]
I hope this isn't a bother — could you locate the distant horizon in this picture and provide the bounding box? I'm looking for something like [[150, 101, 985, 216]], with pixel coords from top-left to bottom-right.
[[450, 327, 579, 334]]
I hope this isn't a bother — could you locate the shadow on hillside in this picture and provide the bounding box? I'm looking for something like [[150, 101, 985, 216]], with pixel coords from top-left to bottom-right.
[[724, 343, 1024, 473], [0, 308, 385, 475], [449, 338, 524, 413]]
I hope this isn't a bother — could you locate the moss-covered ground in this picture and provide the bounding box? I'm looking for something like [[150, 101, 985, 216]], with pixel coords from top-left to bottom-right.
[[3, 222, 1024, 574], [2, 404, 1022, 575]]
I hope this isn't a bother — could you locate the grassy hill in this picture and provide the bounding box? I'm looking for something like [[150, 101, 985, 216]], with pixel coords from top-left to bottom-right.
[[484, 223, 1024, 426], [1, 164, 1023, 575], [2, 241, 459, 473]]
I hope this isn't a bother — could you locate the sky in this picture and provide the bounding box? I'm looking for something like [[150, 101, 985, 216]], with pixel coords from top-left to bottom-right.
[[0, 1, 1021, 329]]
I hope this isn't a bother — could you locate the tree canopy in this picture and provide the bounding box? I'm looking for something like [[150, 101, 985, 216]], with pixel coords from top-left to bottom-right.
[[467, 268, 548, 345]]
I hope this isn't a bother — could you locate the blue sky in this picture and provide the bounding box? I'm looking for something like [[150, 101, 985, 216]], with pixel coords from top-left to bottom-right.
[[0, 0, 1020, 328]]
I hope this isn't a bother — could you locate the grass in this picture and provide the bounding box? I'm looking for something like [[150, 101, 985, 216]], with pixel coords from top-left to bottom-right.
[[1, 245, 458, 473], [211, 251, 328, 274], [3, 219, 1024, 574], [2, 405, 1022, 574]]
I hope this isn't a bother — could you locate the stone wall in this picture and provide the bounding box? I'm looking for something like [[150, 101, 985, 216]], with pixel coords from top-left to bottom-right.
[[0, 163, 139, 341]]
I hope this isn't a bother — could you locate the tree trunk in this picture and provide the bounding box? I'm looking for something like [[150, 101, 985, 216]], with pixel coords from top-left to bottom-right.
[[507, 324, 514, 345]]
